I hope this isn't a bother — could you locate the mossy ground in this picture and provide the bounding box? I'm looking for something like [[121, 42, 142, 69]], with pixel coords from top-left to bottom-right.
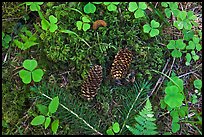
[[2, 2, 202, 135]]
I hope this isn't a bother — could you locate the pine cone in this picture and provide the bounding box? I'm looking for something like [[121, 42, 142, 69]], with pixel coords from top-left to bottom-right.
[[111, 48, 133, 80], [81, 65, 103, 100]]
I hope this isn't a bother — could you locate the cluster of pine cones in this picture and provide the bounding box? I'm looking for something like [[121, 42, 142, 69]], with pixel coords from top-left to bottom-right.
[[81, 48, 133, 100]]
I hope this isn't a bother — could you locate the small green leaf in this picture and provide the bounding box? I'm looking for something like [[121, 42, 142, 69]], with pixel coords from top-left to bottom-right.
[[160, 99, 167, 109], [84, 2, 96, 14], [23, 59, 38, 71], [138, 2, 147, 10], [82, 23, 91, 31], [106, 128, 114, 135], [41, 19, 50, 31], [167, 40, 176, 49], [170, 110, 179, 122], [49, 15, 58, 24], [192, 54, 199, 61], [187, 11, 197, 20], [161, 2, 168, 7], [143, 24, 151, 33], [150, 29, 159, 37], [178, 11, 187, 20], [172, 122, 180, 133], [4, 35, 12, 43], [176, 39, 186, 49], [185, 53, 191, 65], [82, 16, 90, 23], [107, 3, 117, 11], [171, 49, 182, 58], [183, 20, 192, 30], [36, 104, 48, 115], [128, 2, 138, 12], [49, 24, 58, 32], [186, 41, 195, 50], [151, 20, 160, 28], [112, 122, 120, 133], [45, 117, 51, 129], [51, 119, 59, 134], [19, 70, 32, 84], [195, 43, 202, 51], [32, 69, 44, 82], [31, 115, 45, 126], [165, 8, 171, 18], [169, 2, 178, 10], [48, 96, 59, 114], [76, 21, 83, 30], [194, 79, 202, 90], [173, 21, 183, 30], [103, 2, 111, 5], [134, 8, 145, 18]]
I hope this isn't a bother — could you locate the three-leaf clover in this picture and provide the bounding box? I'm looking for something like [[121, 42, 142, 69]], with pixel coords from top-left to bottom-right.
[[186, 36, 202, 51], [19, 59, 44, 84], [83, 2, 102, 14], [143, 20, 160, 37], [76, 16, 91, 31], [2, 32, 12, 49], [26, 2, 44, 11], [161, 2, 179, 18], [104, 2, 120, 11], [167, 39, 186, 58], [194, 79, 202, 90], [128, 2, 147, 18], [173, 11, 197, 30], [41, 15, 58, 32]]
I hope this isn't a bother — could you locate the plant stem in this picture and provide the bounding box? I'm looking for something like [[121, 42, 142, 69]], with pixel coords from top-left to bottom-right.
[[40, 92, 103, 135], [119, 85, 143, 134]]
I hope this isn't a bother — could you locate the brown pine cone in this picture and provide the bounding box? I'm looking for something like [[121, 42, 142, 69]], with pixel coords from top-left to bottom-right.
[[111, 48, 133, 80], [81, 65, 103, 100]]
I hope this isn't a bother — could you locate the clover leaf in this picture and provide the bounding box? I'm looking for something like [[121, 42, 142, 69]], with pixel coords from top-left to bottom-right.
[[2, 32, 12, 49], [26, 2, 44, 11], [128, 2, 147, 18], [174, 11, 197, 30], [194, 79, 202, 90], [41, 15, 58, 32], [167, 39, 186, 58], [161, 2, 179, 18], [143, 20, 160, 37], [19, 59, 44, 84], [104, 2, 120, 11], [164, 86, 184, 108], [185, 53, 192, 66], [76, 16, 91, 31], [84, 2, 96, 14]]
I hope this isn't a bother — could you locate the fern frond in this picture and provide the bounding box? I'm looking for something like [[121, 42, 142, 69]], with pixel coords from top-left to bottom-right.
[[126, 98, 158, 135]]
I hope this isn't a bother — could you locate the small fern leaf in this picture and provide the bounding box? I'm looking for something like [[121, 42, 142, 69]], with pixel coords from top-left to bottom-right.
[[126, 98, 158, 135]]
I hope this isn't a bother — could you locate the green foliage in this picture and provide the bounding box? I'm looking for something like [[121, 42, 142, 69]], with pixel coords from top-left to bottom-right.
[[103, 2, 120, 11], [161, 2, 179, 18], [106, 122, 120, 135], [19, 59, 44, 84], [31, 96, 60, 134], [143, 20, 160, 37], [13, 27, 38, 50], [76, 16, 91, 31], [41, 15, 58, 32], [194, 79, 202, 90], [26, 2, 44, 11], [2, 32, 12, 49], [126, 98, 158, 135], [128, 2, 147, 18], [166, 39, 186, 58], [174, 11, 197, 30]]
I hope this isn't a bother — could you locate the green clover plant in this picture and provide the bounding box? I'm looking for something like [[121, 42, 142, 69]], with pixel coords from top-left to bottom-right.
[[26, 2, 44, 11], [161, 2, 179, 18], [83, 2, 102, 14], [19, 59, 44, 84], [182, 29, 194, 41], [103, 2, 120, 12], [143, 20, 160, 37], [174, 11, 198, 30], [76, 16, 91, 31], [128, 2, 147, 18], [159, 75, 187, 133], [31, 96, 59, 134], [41, 15, 58, 32], [166, 39, 186, 58], [185, 36, 201, 65], [106, 122, 120, 135], [13, 27, 38, 50], [194, 79, 202, 91], [2, 32, 12, 49]]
